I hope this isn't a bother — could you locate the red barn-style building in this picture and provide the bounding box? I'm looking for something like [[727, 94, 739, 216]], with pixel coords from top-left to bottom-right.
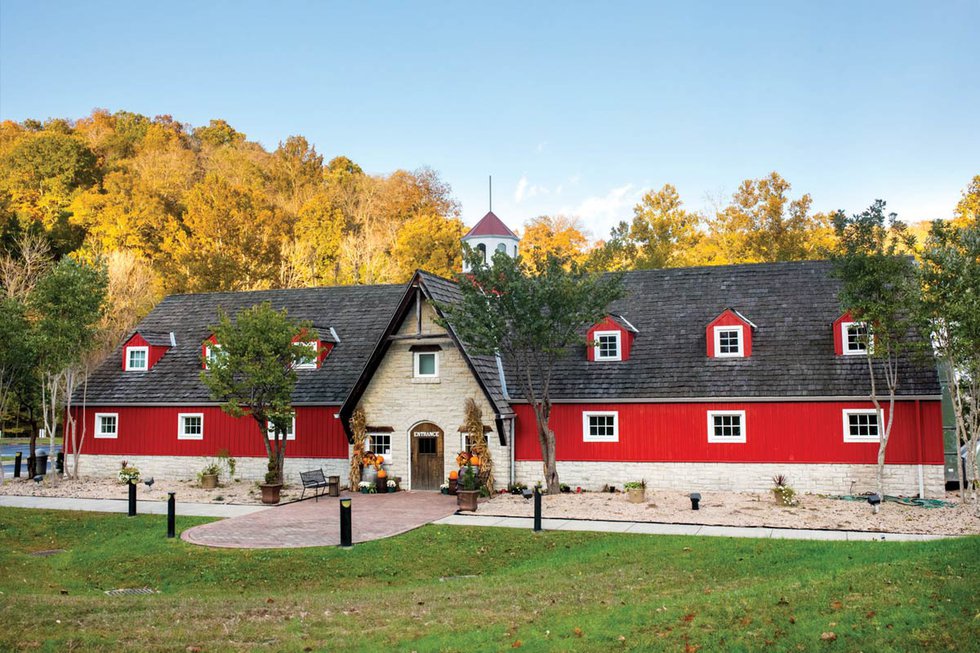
[[68, 212, 944, 496]]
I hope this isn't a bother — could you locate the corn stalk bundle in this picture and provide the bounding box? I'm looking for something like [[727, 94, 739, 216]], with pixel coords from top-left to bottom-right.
[[349, 407, 367, 490], [464, 397, 494, 493]]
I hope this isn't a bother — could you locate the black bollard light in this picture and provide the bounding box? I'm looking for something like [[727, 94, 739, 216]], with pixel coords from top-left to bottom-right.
[[689, 492, 701, 510], [339, 497, 353, 548], [14, 452, 22, 478], [128, 481, 137, 517], [533, 486, 543, 532], [167, 492, 176, 538], [867, 493, 882, 515]]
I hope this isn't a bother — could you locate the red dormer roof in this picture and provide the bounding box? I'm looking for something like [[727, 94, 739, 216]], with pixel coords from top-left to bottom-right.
[[462, 211, 519, 240]]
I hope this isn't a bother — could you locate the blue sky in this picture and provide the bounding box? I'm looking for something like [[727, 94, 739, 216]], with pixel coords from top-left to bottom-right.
[[2, 1, 977, 238]]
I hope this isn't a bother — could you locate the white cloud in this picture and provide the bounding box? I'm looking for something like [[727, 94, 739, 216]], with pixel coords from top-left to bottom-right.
[[514, 176, 529, 203], [561, 183, 641, 237], [536, 141, 548, 153]]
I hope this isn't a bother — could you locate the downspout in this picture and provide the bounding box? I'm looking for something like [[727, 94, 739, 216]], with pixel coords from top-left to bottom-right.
[[915, 399, 925, 498], [509, 417, 516, 486]]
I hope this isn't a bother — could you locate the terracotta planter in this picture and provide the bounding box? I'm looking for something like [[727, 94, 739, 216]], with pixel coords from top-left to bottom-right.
[[626, 487, 645, 504], [200, 474, 218, 490], [457, 489, 479, 512], [260, 483, 282, 504]]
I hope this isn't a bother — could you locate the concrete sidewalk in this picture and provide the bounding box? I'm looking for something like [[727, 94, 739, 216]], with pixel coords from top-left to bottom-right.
[[0, 495, 267, 518], [434, 513, 953, 541]]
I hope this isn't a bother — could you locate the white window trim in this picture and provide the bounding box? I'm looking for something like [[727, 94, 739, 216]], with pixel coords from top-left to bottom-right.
[[707, 410, 747, 444], [267, 416, 297, 441], [368, 433, 393, 464], [294, 341, 319, 370], [713, 325, 744, 358], [177, 412, 204, 440], [842, 408, 882, 443], [94, 412, 118, 439], [841, 321, 871, 356], [582, 410, 619, 442], [413, 351, 439, 378], [125, 346, 149, 371], [593, 330, 622, 362]]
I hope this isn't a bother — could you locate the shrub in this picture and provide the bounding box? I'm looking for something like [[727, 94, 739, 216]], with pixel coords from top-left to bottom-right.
[[772, 475, 799, 506]]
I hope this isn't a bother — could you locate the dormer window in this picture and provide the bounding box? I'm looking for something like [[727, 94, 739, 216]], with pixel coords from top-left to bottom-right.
[[204, 343, 223, 368], [295, 341, 319, 370], [125, 346, 149, 371], [593, 331, 622, 361], [842, 321, 869, 355], [713, 325, 744, 358]]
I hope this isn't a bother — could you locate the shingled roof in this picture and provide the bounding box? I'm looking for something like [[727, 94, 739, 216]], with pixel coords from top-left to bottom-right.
[[512, 260, 939, 400], [82, 284, 405, 405]]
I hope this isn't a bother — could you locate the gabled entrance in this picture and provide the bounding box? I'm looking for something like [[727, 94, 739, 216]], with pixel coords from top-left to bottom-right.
[[410, 421, 444, 491]]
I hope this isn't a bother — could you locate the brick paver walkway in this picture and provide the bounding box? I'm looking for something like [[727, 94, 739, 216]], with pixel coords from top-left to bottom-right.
[[181, 491, 457, 548]]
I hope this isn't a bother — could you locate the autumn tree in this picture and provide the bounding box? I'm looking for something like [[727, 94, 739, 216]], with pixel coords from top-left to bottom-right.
[[591, 184, 704, 271], [708, 172, 835, 264], [391, 213, 466, 281], [439, 250, 625, 493], [953, 175, 980, 228], [520, 215, 590, 274], [832, 201, 926, 500]]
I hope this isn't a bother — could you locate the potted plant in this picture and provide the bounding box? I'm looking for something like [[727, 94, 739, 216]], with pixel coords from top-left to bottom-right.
[[624, 480, 646, 504], [387, 479, 397, 492], [457, 461, 480, 511], [358, 481, 372, 494], [198, 460, 220, 489], [260, 454, 282, 504], [118, 461, 141, 485], [448, 470, 459, 495], [771, 475, 799, 506], [440, 482, 449, 495]]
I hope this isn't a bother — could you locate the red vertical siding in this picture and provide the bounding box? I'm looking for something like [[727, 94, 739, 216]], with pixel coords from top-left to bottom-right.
[[513, 401, 943, 465], [586, 316, 633, 362], [67, 405, 348, 458], [123, 333, 170, 370], [706, 310, 753, 357]]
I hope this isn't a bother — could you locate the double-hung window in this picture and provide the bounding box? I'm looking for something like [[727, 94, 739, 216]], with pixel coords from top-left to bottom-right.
[[178, 413, 204, 440], [294, 342, 319, 370], [125, 346, 149, 371], [267, 416, 296, 441], [94, 413, 118, 439], [714, 325, 743, 357], [843, 409, 881, 442], [842, 321, 870, 355], [593, 331, 622, 361], [368, 432, 392, 462], [707, 410, 746, 443], [583, 411, 619, 442]]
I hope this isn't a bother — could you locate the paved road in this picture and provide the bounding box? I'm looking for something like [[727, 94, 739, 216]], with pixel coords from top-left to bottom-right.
[[1, 443, 62, 477]]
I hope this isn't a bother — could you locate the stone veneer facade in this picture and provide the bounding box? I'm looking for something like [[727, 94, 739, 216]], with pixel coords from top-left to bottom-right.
[[356, 298, 512, 491], [514, 460, 945, 497], [72, 454, 349, 485]]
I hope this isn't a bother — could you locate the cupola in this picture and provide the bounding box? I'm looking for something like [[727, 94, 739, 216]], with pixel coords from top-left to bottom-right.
[[461, 211, 520, 271]]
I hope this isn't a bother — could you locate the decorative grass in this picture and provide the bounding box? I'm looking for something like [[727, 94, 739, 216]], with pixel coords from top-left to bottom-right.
[[0, 507, 976, 652]]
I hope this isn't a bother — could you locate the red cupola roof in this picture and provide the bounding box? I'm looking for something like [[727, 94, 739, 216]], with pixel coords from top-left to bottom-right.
[[462, 211, 519, 240]]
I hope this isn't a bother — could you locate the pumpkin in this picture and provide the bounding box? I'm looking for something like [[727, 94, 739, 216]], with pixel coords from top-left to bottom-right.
[[376, 455, 384, 464], [449, 470, 459, 480], [469, 455, 481, 466], [377, 469, 387, 479]]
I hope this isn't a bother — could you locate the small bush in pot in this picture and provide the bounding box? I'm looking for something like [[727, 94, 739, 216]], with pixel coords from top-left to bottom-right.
[[771, 474, 799, 506], [198, 460, 221, 489], [457, 461, 480, 511], [624, 480, 646, 503]]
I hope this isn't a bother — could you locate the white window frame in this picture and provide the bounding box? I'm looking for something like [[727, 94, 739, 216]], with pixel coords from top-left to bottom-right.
[[125, 346, 149, 371], [841, 321, 871, 356], [582, 411, 619, 442], [94, 412, 119, 439], [842, 408, 882, 443], [593, 330, 622, 362], [713, 325, 744, 358], [204, 343, 223, 368], [368, 432, 393, 464], [707, 410, 746, 444], [267, 416, 297, 441], [177, 413, 204, 440], [413, 351, 439, 378], [294, 341, 319, 370]]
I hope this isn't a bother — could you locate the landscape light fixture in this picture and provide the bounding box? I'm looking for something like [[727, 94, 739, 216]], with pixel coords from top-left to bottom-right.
[[521, 488, 534, 500], [867, 493, 882, 514], [339, 497, 353, 548], [689, 492, 702, 510]]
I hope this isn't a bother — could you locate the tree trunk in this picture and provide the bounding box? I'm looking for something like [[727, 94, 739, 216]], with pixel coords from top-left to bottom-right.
[[534, 400, 560, 494]]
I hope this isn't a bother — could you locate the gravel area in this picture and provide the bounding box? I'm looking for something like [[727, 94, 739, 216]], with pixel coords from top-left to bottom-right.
[[479, 490, 980, 536], [0, 476, 294, 505]]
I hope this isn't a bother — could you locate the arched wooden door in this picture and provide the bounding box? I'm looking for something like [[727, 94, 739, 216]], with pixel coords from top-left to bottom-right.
[[410, 422, 444, 491]]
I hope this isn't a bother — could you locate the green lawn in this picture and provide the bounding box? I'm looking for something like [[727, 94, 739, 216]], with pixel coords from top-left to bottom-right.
[[0, 508, 976, 652]]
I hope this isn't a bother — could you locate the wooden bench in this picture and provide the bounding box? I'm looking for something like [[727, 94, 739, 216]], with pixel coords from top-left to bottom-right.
[[300, 469, 329, 501]]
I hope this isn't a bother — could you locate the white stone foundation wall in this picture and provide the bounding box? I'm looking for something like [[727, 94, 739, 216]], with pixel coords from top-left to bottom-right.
[[514, 461, 946, 498], [73, 454, 349, 486]]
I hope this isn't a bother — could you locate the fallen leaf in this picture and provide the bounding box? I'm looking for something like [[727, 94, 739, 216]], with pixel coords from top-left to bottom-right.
[[831, 600, 842, 610], [682, 613, 696, 623], [820, 632, 837, 641], [511, 641, 522, 648], [572, 627, 584, 638], [865, 611, 876, 619]]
